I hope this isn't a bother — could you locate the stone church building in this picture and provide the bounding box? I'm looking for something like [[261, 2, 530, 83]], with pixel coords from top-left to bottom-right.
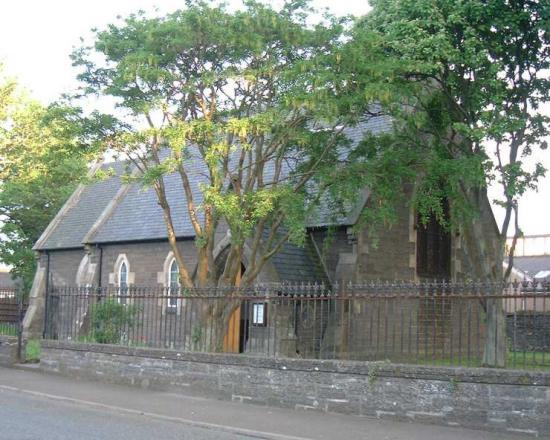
[[23, 115, 499, 357]]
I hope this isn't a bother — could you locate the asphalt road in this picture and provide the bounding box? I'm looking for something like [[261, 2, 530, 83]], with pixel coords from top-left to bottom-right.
[[0, 366, 532, 440], [0, 388, 254, 440]]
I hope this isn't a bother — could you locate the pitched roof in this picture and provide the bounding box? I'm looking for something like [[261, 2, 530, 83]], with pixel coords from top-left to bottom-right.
[[512, 255, 550, 279], [34, 162, 126, 250], [272, 240, 328, 283], [90, 165, 207, 243], [34, 115, 393, 250]]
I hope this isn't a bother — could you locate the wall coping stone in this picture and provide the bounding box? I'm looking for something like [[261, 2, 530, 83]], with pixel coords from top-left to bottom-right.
[[0, 335, 18, 345], [41, 340, 550, 387]]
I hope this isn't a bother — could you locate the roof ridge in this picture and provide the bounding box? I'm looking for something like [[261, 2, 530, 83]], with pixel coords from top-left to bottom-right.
[[82, 177, 135, 245], [33, 160, 104, 250]]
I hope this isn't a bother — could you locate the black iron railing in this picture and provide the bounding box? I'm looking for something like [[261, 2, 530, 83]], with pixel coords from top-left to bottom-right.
[[43, 281, 550, 369], [0, 286, 28, 361], [0, 287, 24, 335]]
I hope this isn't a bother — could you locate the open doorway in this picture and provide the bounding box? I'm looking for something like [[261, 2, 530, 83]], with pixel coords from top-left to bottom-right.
[[416, 201, 451, 280]]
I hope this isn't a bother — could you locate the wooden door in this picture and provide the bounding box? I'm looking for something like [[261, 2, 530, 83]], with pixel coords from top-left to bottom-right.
[[223, 306, 241, 353], [222, 264, 245, 353]]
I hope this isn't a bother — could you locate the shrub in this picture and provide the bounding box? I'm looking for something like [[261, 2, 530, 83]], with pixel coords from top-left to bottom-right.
[[90, 299, 141, 344]]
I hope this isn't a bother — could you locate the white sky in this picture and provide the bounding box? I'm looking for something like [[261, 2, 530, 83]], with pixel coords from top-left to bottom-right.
[[0, 0, 548, 236]]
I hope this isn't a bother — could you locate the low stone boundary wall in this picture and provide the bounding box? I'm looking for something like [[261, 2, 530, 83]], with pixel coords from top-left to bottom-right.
[[40, 340, 550, 437], [0, 336, 23, 366]]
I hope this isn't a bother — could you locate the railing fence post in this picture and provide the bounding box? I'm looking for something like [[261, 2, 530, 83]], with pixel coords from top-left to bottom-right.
[[42, 280, 49, 339], [16, 287, 24, 362]]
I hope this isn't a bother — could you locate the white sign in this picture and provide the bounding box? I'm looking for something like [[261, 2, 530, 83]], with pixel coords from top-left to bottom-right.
[[253, 303, 266, 325]]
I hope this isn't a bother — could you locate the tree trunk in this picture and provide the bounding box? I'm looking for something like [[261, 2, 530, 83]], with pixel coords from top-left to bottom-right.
[[200, 297, 241, 352], [460, 188, 507, 367], [154, 184, 194, 289], [482, 294, 507, 367]]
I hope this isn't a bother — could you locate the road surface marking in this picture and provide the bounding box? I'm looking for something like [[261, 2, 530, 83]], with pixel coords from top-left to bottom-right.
[[0, 385, 313, 440]]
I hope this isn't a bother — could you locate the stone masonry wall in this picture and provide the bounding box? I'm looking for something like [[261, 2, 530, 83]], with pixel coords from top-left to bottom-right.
[[310, 227, 354, 283], [99, 240, 198, 286], [356, 195, 416, 282], [41, 240, 200, 289], [48, 249, 87, 287], [41, 340, 550, 437], [0, 336, 23, 366]]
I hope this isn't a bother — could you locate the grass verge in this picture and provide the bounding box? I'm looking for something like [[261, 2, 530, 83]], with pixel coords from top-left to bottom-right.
[[0, 324, 17, 336], [25, 339, 41, 362]]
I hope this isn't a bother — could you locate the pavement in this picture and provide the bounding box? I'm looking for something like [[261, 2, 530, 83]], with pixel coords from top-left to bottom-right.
[[0, 366, 532, 440]]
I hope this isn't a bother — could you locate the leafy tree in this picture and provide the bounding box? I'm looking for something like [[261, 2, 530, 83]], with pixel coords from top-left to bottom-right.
[[72, 0, 368, 291], [346, 0, 549, 366], [0, 69, 101, 291], [71, 0, 376, 350]]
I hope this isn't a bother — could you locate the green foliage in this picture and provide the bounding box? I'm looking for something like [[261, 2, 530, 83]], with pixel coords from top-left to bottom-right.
[[0, 63, 120, 290], [343, 0, 548, 271], [90, 299, 141, 344], [367, 364, 380, 387], [71, 1, 370, 286], [449, 377, 460, 393], [0, 79, 99, 289], [25, 339, 41, 362], [191, 324, 202, 348], [0, 323, 17, 336]]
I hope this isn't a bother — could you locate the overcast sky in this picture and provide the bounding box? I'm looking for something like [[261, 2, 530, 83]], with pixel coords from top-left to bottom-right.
[[0, 0, 548, 236]]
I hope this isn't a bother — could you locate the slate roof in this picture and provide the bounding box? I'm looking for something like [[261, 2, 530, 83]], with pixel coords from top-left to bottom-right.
[[91, 165, 207, 243], [307, 116, 392, 227], [513, 255, 550, 279], [34, 115, 393, 251], [35, 162, 126, 250], [272, 240, 327, 283]]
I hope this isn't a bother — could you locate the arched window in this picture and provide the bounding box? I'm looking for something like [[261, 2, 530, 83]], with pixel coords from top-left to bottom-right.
[[119, 261, 128, 304], [168, 259, 179, 308]]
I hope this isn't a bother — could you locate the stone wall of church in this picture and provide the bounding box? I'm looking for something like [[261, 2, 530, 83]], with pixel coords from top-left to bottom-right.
[[311, 191, 417, 283], [99, 240, 198, 287], [47, 249, 87, 287], [38, 194, 500, 291], [310, 227, 354, 283], [355, 195, 416, 282], [314, 187, 499, 283]]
